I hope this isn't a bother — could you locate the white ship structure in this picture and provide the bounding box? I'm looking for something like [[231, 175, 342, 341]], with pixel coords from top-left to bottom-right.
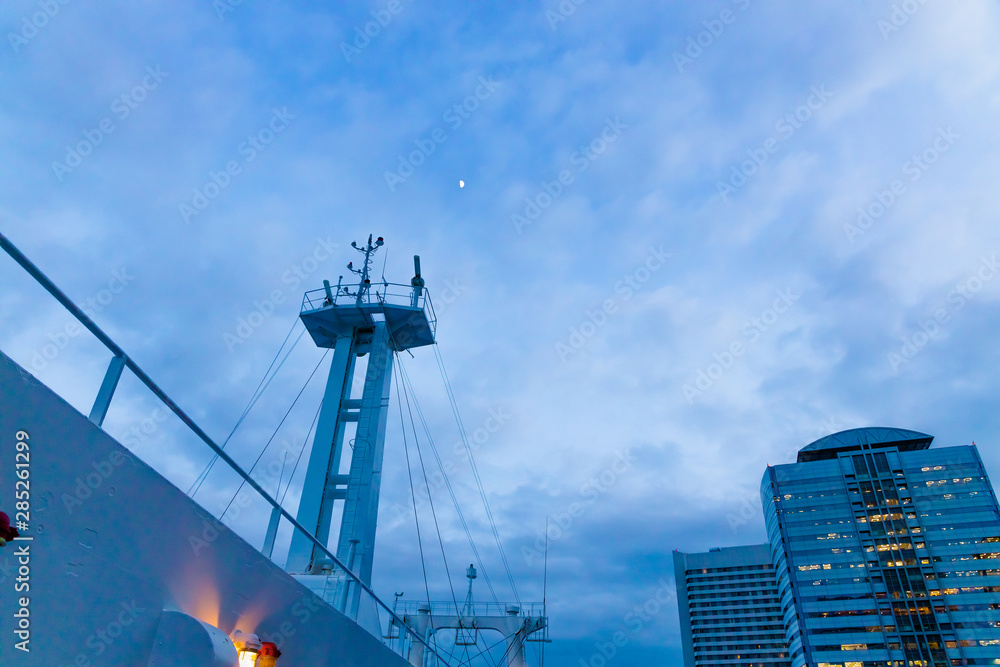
[[0, 232, 547, 666]]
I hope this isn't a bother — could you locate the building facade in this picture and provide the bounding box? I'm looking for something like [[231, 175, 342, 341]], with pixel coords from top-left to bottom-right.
[[762, 427, 1000, 666], [673, 544, 792, 667], [676, 427, 1000, 667]]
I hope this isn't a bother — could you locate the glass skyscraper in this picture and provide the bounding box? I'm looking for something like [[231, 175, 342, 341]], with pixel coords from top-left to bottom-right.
[[673, 544, 792, 667], [676, 427, 1000, 667], [762, 427, 1000, 666]]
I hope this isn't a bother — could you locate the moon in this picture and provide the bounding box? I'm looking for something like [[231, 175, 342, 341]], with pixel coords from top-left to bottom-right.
[[459, 180, 465, 188]]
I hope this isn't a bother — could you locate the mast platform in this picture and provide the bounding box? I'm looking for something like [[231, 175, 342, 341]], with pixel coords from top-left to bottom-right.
[[299, 282, 436, 351]]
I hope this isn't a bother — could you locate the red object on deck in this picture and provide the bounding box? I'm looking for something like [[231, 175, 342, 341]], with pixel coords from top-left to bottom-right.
[[0, 511, 19, 544]]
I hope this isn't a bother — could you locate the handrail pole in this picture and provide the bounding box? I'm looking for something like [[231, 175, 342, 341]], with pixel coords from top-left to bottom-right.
[[89, 353, 126, 426]]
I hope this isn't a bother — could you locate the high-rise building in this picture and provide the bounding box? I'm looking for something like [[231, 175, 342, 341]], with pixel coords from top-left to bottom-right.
[[675, 427, 1000, 667], [673, 544, 792, 667], [762, 427, 1000, 666]]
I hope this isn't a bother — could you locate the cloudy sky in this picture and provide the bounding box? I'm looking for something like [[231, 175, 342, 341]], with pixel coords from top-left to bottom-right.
[[2, 1, 1000, 664]]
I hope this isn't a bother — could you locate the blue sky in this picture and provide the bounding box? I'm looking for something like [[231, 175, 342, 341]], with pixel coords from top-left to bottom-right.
[[2, 1, 1000, 664]]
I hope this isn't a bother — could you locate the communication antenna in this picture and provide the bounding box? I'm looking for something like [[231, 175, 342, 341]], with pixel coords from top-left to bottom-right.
[[410, 255, 425, 307], [345, 234, 384, 305], [543, 516, 549, 662]]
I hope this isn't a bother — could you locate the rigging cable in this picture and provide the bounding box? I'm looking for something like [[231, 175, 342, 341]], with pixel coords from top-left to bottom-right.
[[492, 623, 529, 667], [274, 451, 288, 497], [385, 336, 495, 667], [219, 348, 328, 521], [188, 319, 305, 497], [394, 373, 458, 667], [395, 360, 435, 628], [395, 357, 503, 609], [387, 329, 528, 665], [426, 630, 470, 667], [397, 353, 462, 618], [398, 355, 485, 664], [396, 360, 524, 667], [452, 628, 518, 667], [383, 326, 504, 612], [278, 396, 323, 505], [454, 625, 525, 667], [189, 319, 302, 496], [431, 343, 521, 606]]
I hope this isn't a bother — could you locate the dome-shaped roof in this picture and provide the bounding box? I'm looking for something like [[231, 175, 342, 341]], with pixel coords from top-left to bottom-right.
[[797, 427, 933, 462]]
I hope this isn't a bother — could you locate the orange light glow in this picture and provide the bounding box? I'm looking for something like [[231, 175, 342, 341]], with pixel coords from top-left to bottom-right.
[[234, 601, 271, 640], [169, 567, 222, 628]]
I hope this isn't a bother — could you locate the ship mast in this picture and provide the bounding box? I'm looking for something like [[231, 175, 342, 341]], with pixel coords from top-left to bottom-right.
[[281, 237, 546, 664], [285, 236, 436, 618]]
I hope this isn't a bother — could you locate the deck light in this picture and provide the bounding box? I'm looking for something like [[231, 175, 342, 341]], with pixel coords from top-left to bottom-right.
[[233, 630, 262, 667], [257, 642, 282, 667]]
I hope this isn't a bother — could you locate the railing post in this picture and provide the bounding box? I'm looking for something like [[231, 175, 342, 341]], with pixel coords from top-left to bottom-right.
[[89, 353, 126, 427], [262, 506, 281, 559]]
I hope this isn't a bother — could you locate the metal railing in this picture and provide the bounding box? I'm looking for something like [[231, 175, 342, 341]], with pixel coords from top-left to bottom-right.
[[0, 232, 447, 665], [302, 281, 436, 322], [397, 600, 547, 618]]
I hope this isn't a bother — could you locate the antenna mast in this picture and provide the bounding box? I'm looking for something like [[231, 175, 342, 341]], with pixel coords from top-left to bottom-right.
[[543, 516, 549, 663], [463, 563, 477, 617], [345, 234, 384, 305], [285, 235, 436, 617]]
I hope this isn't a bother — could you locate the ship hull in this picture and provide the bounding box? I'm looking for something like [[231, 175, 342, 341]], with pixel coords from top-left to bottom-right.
[[0, 351, 409, 666]]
